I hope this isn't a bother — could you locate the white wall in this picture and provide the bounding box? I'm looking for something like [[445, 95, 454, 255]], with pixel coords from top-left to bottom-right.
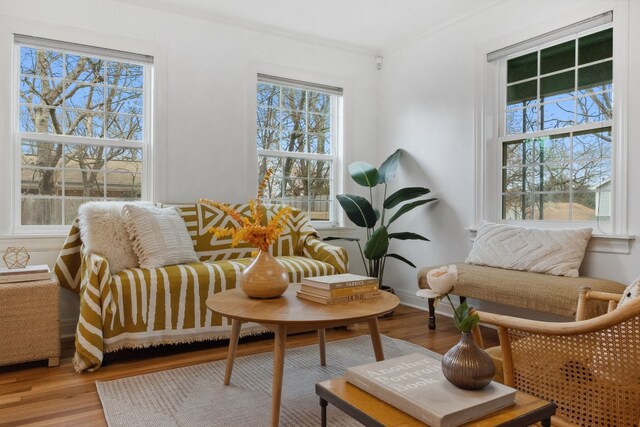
[[2, 0, 637, 335], [378, 0, 639, 312], [0, 0, 379, 335]]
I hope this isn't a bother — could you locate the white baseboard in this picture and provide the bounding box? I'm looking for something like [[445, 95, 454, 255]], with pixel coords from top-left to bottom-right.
[[394, 288, 454, 319]]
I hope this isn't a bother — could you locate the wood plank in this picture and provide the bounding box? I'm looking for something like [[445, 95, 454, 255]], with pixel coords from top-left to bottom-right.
[[0, 306, 499, 425]]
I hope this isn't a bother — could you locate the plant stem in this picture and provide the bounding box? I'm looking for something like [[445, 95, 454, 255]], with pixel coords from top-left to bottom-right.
[[355, 240, 368, 276], [381, 183, 387, 226], [369, 186, 374, 218], [446, 294, 463, 325]]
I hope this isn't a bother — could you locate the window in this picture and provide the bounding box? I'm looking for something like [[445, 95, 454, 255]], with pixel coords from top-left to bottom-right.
[[15, 35, 152, 228], [256, 74, 342, 223], [498, 24, 613, 226]]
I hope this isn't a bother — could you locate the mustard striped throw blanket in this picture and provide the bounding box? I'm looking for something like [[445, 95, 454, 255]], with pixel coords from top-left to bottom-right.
[[55, 203, 348, 372]]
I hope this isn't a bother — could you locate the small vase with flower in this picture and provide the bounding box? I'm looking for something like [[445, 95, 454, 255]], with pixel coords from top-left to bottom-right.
[[417, 265, 495, 390]]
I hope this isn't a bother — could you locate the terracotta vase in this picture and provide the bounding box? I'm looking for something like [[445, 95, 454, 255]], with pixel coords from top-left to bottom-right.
[[441, 332, 495, 390], [239, 250, 289, 299]]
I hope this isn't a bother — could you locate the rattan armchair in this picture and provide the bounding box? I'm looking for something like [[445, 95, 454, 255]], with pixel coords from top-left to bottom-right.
[[472, 287, 640, 427]]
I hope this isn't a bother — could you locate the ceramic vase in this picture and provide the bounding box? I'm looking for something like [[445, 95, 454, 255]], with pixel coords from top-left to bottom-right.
[[239, 250, 289, 298], [441, 332, 495, 390]]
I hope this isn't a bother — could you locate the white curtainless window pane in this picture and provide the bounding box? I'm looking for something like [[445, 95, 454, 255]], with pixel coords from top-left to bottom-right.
[[501, 27, 613, 224], [256, 77, 340, 223], [16, 41, 150, 227]]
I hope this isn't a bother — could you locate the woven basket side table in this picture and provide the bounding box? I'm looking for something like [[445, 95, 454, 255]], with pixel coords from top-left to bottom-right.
[[0, 280, 61, 367]]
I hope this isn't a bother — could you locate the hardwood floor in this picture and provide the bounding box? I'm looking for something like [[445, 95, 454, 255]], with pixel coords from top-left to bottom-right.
[[0, 306, 498, 426]]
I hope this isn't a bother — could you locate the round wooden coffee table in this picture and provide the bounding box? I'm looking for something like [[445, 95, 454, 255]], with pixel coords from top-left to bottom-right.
[[206, 285, 399, 427]]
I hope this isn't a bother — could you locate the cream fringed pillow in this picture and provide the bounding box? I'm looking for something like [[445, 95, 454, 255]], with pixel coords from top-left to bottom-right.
[[123, 204, 198, 269], [466, 221, 592, 277], [78, 201, 152, 274]]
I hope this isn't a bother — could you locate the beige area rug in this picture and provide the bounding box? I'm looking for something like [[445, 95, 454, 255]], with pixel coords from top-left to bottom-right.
[[96, 335, 441, 427]]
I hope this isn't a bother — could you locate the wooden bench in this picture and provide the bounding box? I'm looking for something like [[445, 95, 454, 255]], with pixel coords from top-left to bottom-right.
[[417, 263, 626, 330]]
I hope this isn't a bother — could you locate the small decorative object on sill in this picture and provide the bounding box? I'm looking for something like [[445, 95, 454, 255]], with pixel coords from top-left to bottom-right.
[[3, 247, 30, 269], [417, 264, 495, 390], [199, 168, 291, 299]]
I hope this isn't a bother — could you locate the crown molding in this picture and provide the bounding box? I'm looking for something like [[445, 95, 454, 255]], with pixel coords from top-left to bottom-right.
[[113, 0, 379, 57], [381, 0, 504, 55]]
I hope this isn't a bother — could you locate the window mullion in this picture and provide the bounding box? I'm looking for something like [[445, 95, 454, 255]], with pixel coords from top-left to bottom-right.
[[17, 132, 145, 148]]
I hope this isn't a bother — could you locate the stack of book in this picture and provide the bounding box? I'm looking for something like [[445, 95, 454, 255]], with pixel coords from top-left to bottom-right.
[[296, 273, 380, 304], [0, 265, 51, 284]]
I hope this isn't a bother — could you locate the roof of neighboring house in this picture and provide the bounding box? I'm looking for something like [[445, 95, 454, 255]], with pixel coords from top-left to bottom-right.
[[540, 202, 597, 221]]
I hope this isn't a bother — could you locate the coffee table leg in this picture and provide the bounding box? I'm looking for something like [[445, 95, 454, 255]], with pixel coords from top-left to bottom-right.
[[367, 318, 385, 361], [272, 324, 287, 427], [318, 328, 326, 366], [224, 318, 242, 385], [319, 397, 327, 427]]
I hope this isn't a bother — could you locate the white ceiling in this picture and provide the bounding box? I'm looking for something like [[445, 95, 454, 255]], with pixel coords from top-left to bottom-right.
[[119, 0, 499, 54]]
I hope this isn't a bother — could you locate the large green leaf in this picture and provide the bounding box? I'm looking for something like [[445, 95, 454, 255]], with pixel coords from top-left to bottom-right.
[[387, 198, 438, 225], [348, 161, 379, 188], [384, 187, 431, 209], [378, 149, 403, 184], [364, 226, 389, 260], [385, 253, 416, 268], [388, 232, 430, 242], [336, 194, 377, 228]]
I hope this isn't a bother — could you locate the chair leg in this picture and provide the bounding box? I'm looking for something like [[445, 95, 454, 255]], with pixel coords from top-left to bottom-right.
[[428, 298, 436, 330]]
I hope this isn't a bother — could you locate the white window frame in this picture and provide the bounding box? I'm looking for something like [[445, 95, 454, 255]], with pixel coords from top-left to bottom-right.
[[497, 25, 613, 230], [256, 75, 343, 226], [11, 37, 153, 234], [475, 5, 630, 245]]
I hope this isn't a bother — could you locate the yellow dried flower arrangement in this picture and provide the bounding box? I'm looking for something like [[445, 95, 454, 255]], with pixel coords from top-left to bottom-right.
[[199, 169, 292, 252]]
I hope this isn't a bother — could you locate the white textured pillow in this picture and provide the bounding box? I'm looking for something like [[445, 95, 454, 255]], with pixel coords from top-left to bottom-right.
[[618, 276, 640, 308], [78, 201, 152, 274], [466, 222, 592, 277], [123, 204, 198, 269]]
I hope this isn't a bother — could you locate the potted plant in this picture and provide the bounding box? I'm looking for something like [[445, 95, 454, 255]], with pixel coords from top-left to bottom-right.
[[325, 149, 437, 292]]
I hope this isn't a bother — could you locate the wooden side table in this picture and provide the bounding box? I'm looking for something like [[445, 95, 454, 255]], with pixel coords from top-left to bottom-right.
[[316, 378, 556, 427], [0, 280, 61, 367]]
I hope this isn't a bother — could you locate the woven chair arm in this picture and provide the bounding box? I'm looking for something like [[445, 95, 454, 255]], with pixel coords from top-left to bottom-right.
[[584, 289, 623, 303], [575, 286, 622, 320], [477, 297, 640, 336]]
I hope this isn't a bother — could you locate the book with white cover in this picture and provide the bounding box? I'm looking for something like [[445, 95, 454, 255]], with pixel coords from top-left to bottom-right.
[[301, 273, 377, 290], [0, 265, 51, 283], [345, 352, 516, 427]]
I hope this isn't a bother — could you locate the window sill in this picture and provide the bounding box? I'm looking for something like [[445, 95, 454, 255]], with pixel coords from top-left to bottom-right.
[[466, 226, 635, 254], [0, 234, 67, 252], [314, 226, 357, 238]]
